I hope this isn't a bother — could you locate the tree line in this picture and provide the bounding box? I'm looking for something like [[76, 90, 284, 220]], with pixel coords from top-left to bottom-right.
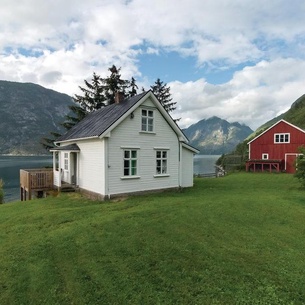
[[42, 65, 177, 150]]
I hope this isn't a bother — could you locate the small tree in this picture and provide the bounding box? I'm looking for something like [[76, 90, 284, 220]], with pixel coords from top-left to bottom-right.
[[294, 146, 305, 187], [128, 77, 138, 97], [0, 179, 4, 204]]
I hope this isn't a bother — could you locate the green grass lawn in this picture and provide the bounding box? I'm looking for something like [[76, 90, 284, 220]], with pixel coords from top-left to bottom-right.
[[1, 173, 305, 304]]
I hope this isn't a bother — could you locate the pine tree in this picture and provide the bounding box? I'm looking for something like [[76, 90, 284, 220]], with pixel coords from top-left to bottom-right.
[[74, 72, 106, 112], [151, 78, 176, 113], [128, 77, 138, 97], [103, 65, 129, 104], [41, 65, 133, 150]]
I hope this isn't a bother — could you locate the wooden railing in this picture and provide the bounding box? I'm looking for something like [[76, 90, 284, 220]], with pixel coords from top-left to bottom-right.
[[20, 168, 54, 201]]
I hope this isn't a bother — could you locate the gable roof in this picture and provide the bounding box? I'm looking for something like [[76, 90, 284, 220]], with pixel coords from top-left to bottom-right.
[[55, 91, 188, 144], [247, 119, 305, 145], [50, 144, 80, 152], [56, 91, 147, 143]]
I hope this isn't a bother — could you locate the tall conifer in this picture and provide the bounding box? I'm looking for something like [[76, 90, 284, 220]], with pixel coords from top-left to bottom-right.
[[151, 78, 176, 113]]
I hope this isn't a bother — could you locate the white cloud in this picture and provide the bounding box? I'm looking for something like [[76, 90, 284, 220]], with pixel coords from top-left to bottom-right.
[[172, 58, 305, 130], [0, 0, 305, 131]]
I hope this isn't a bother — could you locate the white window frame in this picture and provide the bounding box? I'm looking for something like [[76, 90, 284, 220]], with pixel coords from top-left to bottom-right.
[[141, 108, 154, 132], [262, 153, 269, 160], [123, 149, 138, 178], [274, 133, 290, 143], [154, 149, 170, 177], [64, 152, 69, 171]]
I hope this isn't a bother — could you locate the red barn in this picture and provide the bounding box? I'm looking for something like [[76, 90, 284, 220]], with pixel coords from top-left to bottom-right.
[[246, 119, 305, 173]]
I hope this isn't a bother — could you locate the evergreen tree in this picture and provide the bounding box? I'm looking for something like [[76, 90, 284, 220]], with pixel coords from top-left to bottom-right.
[[128, 77, 138, 97], [74, 72, 106, 112], [103, 65, 129, 104], [41, 65, 133, 150], [151, 78, 176, 113], [41, 131, 63, 150]]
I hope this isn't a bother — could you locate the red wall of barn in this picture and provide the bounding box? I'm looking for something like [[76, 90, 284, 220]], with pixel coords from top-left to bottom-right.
[[249, 121, 305, 172]]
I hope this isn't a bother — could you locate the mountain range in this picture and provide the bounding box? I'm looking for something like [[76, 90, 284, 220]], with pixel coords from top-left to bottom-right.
[[183, 117, 253, 154], [0, 80, 275, 155], [0, 80, 74, 155]]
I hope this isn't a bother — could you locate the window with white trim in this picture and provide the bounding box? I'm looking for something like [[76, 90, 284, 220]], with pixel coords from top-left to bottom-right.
[[123, 150, 137, 176], [262, 153, 269, 160], [141, 109, 154, 132], [274, 133, 290, 143], [64, 152, 69, 170], [156, 150, 167, 174]]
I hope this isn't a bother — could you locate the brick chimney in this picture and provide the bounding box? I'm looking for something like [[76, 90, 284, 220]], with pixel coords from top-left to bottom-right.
[[115, 91, 125, 104]]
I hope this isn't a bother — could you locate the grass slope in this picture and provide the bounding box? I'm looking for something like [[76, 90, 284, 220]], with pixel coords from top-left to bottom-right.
[[1, 173, 305, 304]]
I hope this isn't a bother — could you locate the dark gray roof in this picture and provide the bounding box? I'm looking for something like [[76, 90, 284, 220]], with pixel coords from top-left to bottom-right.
[[56, 91, 148, 142], [50, 144, 80, 151]]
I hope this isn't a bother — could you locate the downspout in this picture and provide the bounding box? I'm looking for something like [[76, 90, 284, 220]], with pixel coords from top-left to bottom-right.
[[179, 140, 182, 189], [52, 151, 56, 187], [104, 138, 110, 199], [58, 151, 62, 189], [76, 152, 79, 186]]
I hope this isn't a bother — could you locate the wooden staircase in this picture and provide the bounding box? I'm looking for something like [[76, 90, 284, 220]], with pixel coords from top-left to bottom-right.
[[60, 183, 79, 193]]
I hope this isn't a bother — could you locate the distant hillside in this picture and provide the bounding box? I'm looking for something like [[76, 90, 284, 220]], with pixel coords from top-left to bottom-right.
[[183, 116, 253, 154], [0, 80, 74, 155], [249, 94, 305, 139]]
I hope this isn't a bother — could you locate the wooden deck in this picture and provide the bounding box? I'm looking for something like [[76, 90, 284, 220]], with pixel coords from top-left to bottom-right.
[[20, 169, 54, 201]]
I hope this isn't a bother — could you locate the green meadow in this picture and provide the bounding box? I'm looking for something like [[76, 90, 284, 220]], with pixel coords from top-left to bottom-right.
[[0, 173, 305, 304]]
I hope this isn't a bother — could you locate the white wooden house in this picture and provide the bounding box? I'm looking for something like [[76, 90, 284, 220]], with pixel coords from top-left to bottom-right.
[[51, 91, 199, 200]]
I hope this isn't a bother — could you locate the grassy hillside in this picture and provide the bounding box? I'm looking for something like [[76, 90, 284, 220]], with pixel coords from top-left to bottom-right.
[[249, 94, 305, 139], [1, 174, 305, 304]]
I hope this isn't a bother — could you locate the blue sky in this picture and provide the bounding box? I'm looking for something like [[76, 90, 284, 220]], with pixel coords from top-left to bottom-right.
[[1, 0, 305, 130]]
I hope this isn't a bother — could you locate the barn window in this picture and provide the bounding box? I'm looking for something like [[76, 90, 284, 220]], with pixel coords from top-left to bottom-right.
[[141, 109, 154, 132], [274, 133, 290, 143], [262, 153, 269, 159]]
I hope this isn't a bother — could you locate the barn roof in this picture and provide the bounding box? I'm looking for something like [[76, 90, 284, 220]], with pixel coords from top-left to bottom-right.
[[56, 91, 148, 143], [247, 119, 305, 145]]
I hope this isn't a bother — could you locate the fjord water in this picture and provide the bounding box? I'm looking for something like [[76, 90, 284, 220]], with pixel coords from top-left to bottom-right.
[[0, 155, 220, 203], [193, 155, 220, 175], [0, 155, 52, 203]]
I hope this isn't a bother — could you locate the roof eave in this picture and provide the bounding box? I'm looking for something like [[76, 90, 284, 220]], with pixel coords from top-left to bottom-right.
[[147, 91, 189, 143], [182, 142, 200, 154], [247, 119, 305, 145], [55, 135, 99, 145]]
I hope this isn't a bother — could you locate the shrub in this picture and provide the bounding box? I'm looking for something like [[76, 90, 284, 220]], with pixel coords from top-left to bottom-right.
[[294, 146, 305, 187]]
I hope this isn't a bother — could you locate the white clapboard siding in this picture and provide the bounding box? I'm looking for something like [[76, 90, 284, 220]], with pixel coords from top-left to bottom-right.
[[77, 139, 106, 195], [181, 146, 195, 187], [107, 97, 180, 195]]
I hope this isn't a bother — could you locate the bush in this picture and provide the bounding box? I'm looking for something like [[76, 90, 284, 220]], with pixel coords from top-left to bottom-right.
[[294, 146, 305, 187], [0, 179, 4, 204]]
